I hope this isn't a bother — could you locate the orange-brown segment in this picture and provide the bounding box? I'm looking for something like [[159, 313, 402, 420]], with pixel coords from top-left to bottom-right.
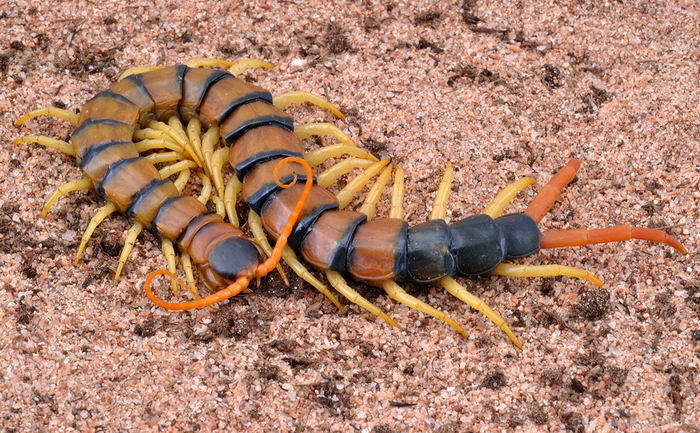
[[80, 141, 139, 184], [220, 101, 292, 145], [261, 184, 338, 240], [178, 213, 223, 252], [78, 92, 140, 126], [180, 68, 228, 122], [129, 180, 181, 227], [71, 119, 135, 157], [187, 222, 244, 264], [198, 75, 271, 127], [153, 196, 208, 241], [109, 75, 155, 123], [140, 65, 188, 121], [348, 218, 407, 282], [100, 158, 161, 212], [301, 210, 366, 271]]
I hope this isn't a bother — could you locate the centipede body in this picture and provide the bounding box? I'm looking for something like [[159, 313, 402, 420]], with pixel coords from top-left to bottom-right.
[[14, 59, 687, 345]]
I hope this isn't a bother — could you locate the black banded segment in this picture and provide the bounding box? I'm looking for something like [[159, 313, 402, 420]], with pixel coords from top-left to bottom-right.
[[223, 114, 293, 145], [286, 202, 339, 251], [234, 150, 304, 181], [79, 140, 132, 171], [79, 140, 139, 184], [244, 173, 311, 214], [449, 214, 505, 275], [127, 179, 170, 218], [494, 213, 541, 258], [97, 156, 142, 196], [180, 68, 230, 121], [70, 118, 134, 158], [403, 219, 456, 283], [328, 213, 367, 273]]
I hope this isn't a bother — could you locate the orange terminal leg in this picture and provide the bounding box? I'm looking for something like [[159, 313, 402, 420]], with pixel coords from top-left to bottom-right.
[[524, 158, 580, 223]]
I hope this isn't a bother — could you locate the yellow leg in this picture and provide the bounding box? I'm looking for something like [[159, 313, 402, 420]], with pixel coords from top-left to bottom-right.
[[210, 148, 228, 201], [118, 65, 164, 81], [491, 263, 603, 286], [180, 252, 201, 299], [173, 169, 191, 192], [184, 57, 233, 68], [13, 136, 74, 156], [41, 177, 91, 219], [158, 160, 197, 179], [274, 91, 345, 120], [167, 117, 202, 167], [430, 162, 454, 221], [114, 222, 143, 283], [186, 117, 205, 166], [247, 209, 290, 286], [197, 172, 213, 204], [161, 238, 180, 296], [224, 176, 242, 227], [281, 246, 344, 311], [336, 160, 390, 209], [482, 177, 536, 218], [201, 127, 219, 176], [317, 158, 376, 188], [294, 122, 356, 146], [228, 58, 274, 77], [75, 203, 117, 264], [382, 280, 467, 337], [134, 138, 185, 154], [305, 144, 378, 167], [212, 196, 226, 219], [133, 127, 167, 141], [359, 164, 393, 220], [325, 271, 398, 327], [15, 107, 79, 127], [438, 276, 521, 348], [389, 166, 405, 220], [143, 151, 183, 165]]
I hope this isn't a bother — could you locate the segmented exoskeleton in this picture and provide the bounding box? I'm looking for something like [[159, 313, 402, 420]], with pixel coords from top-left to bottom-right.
[[15, 58, 687, 347]]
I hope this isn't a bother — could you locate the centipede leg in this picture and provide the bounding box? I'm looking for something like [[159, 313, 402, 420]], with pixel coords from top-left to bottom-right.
[[186, 118, 205, 167], [179, 252, 201, 299], [158, 160, 197, 179], [281, 246, 345, 311], [144, 118, 201, 167], [41, 177, 92, 219], [336, 159, 390, 209], [200, 126, 219, 177], [118, 65, 164, 81], [524, 159, 580, 223], [196, 172, 213, 205], [274, 91, 345, 119], [173, 169, 191, 193], [482, 177, 536, 218], [438, 277, 521, 348], [317, 158, 376, 188], [326, 271, 397, 327], [383, 280, 468, 336], [134, 138, 185, 155], [492, 263, 603, 286], [305, 144, 378, 167], [114, 222, 144, 283], [540, 226, 687, 254], [430, 162, 454, 221], [247, 209, 289, 285], [75, 203, 117, 264], [13, 136, 74, 156], [359, 164, 394, 220], [210, 148, 229, 201], [160, 238, 180, 296], [143, 151, 183, 165], [228, 58, 274, 77], [294, 123, 356, 146], [224, 176, 242, 227], [15, 107, 79, 127], [389, 166, 405, 220]]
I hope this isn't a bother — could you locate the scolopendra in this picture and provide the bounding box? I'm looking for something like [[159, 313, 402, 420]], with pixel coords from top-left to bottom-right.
[[14, 57, 687, 347]]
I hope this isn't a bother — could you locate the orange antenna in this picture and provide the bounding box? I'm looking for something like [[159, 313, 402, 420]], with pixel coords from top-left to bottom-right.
[[144, 156, 313, 310]]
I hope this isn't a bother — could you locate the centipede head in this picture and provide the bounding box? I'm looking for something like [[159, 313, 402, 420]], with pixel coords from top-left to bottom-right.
[[200, 237, 262, 290]]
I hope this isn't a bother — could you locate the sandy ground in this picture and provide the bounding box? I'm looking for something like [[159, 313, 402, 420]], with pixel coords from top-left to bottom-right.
[[1, 1, 698, 432]]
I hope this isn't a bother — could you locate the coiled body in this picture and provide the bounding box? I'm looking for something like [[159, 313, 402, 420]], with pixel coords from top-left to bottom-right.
[[77, 64, 541, 289]]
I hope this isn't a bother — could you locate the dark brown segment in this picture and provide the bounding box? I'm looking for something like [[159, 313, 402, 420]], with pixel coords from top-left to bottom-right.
[[140, 65, 188, 121], [153, 196, 208, 241], [178, 213, 223, 252], [109, 75, 155, 125], [241, 158, 308, 212], [301, 210, 366, 271], [261, 184, 339, 242], [348, 218, 408, 281], [79, 141, 139, 184], [128, 180, 181, 227], [187, 222, 244, 264], [219, 101, 293, 145], [78, 91, 140, 126], [198, 75, 272, 128], [180, 68, 228, 121], [100, 157, 161, 212], [71, 119, 135, 157]]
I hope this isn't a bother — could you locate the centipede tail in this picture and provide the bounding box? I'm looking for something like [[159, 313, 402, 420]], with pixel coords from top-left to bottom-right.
[[16, 60, 687, 345]]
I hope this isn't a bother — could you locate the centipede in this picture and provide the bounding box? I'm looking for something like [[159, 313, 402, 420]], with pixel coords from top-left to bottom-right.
[[14, 57, 687, 347]]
